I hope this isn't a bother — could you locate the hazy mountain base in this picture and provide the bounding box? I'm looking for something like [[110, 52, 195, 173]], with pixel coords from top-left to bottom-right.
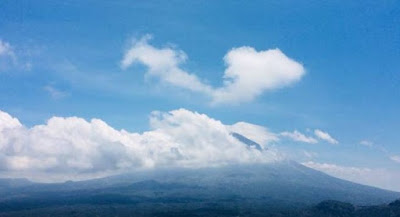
[[0, 162, 399, 217], [3, 161, 394, 205]]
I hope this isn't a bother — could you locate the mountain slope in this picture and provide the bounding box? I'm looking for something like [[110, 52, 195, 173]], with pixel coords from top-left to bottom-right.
[[1, 161, 398, 203], [0, 162, 398, 216], [103, 161, 398, 205]]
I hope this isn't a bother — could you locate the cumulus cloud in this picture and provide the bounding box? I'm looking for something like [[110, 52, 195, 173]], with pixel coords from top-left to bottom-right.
[[314, 129, 338, 144], [0, 109, 280, 182], [212, 47, 305, 104], [121, 35, 213, 95], [121, 35, 305, 105], [229, 122, 278, 146], [303, 161, 400, 191], [0, 111, 22, 131], [280, 130, 318, 144]]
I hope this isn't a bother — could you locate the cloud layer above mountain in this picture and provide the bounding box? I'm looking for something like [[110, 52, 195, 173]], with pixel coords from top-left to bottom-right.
[[121, 35, 305, 105], [2, 109, 398, 191], [0, 109, 280, 182]]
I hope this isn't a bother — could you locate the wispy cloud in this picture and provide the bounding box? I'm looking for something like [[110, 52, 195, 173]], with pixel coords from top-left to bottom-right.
[[0, 38, 33, 71], [121, 35, 305, 105], [303, 150, 318, 159], [358, 140, 399, 165], [303, 161, 400, 191], [0, 39, 17, 68], [43, 85, 69, 99], [314, 129, 338, 144], [359, 140, 391, 159], [360, 140, 374, 147], [280, 130, 318, 144], [390, 155, 400, 163], [0, 39, 14, 57]]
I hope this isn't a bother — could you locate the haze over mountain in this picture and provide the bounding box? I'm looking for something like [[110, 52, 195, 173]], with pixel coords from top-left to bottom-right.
[[0, 133, 398, 216]]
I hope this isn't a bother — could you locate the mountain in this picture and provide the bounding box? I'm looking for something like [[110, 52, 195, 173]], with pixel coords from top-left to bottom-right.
[[0, 178, 32, 188], [0, 134, 398, 216], [0, 161, 398, 217], [231, 132, 263, 150]]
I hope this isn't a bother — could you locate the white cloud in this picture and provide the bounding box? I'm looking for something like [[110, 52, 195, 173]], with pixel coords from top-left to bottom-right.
[[303, 161, 400, 191], [280, 130, 318, 144], [0, 109, 280, 182], [0, 39, 17, 68], [0, 39, 14, 57], [360, 140, 373, 147], [0, 110, 22, 131], [121, 35, 305, 105], [314, 129, 338, 144], [359, 140, 390, 155], [229, 122, 279, 146], [0, 39, 32, 71], [121, 35, 213, 95], [43, 85, 69, 99], [212, 47, 305, 104], [302, 150, 318, 159], [390, 155, 400, 163]]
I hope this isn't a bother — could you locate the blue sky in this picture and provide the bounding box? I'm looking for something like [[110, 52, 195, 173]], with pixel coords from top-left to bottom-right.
[[0, 1, 400, 190]]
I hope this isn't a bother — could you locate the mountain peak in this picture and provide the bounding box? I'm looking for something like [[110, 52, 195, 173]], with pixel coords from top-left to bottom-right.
[[231, 132, 263, 151]]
